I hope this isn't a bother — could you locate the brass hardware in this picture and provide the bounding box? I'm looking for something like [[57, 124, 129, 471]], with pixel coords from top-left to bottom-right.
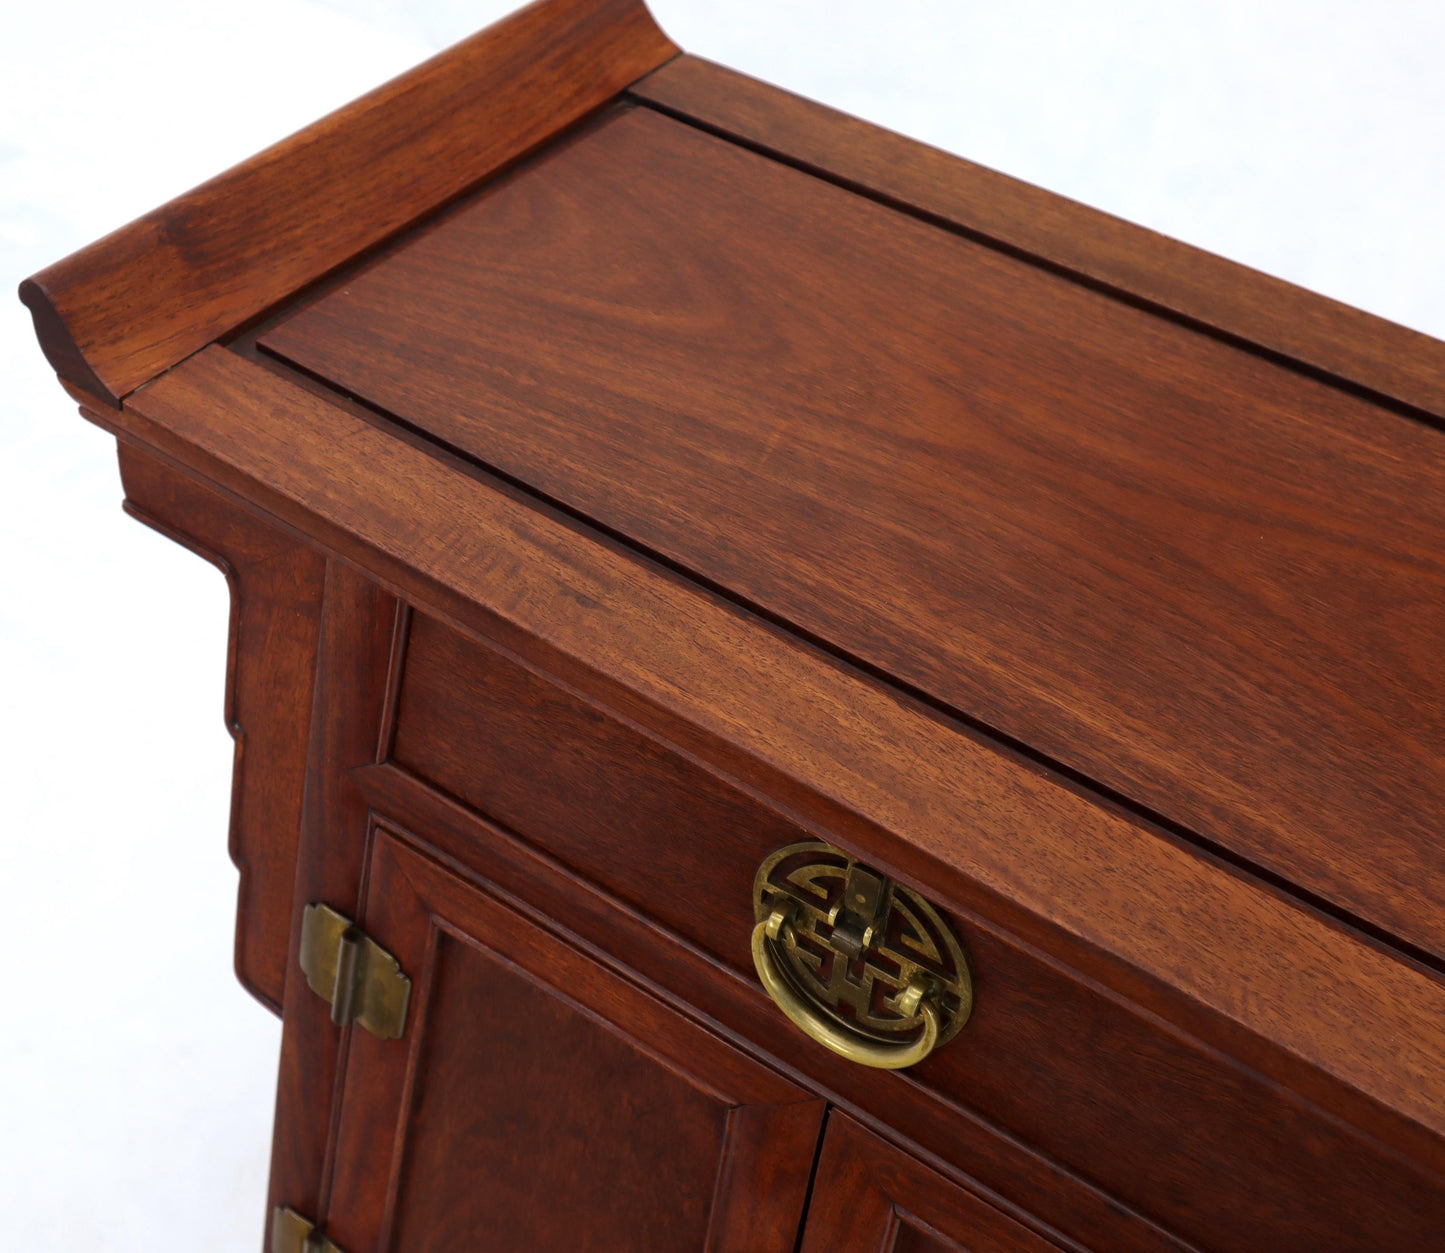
[[299, 903, 411, 1039], [271, 1207, 346, 1253], [751, 841, 971, 1069]]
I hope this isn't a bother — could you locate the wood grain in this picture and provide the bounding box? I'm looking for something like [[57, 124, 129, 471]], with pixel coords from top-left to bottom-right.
[[630, 55, 1445, 423], [260, 104, 1445, 965], [18, 0, 677, 403], [324, 828, 823, 1253], [801, 1115, 1064, 1253], [110, 348, 1445, 1176], [391, 609, 809, 964], [264, 563, 399, 1236], [351, 762, 1174, 1253], [40, 23, 1445, 1249], [116, 443, 325, 1011], [387, 619, 1445, 1253]]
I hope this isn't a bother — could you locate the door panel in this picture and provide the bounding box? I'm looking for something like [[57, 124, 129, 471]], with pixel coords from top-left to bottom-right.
[[391, 931, 723, 1250], [801, 1115, 1065, 1253], [324, 826, 824, 1253]]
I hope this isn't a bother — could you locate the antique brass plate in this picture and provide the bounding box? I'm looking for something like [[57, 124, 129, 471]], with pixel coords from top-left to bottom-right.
[[299, 903, 411, 1040], [271, 1206, 346, 1253], [751, 841, 972, 1069]]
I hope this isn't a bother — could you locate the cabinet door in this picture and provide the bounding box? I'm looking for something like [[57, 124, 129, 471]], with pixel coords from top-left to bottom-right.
[[801, 1116, 1065, 1253], [321, 828, 825, 1253]]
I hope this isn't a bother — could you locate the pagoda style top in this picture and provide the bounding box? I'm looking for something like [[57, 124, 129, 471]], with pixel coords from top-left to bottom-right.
[[21, 5, 1445, 1249]]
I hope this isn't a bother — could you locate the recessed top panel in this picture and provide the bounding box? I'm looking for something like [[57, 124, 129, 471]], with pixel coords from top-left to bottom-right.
[[260, 105, 1445, 960]]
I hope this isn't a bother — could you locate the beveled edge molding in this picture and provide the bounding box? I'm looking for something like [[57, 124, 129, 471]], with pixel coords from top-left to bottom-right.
[[18, 0, 678, 404], [630, 55, 1445, 425], [100, 346, 1445, 1175]]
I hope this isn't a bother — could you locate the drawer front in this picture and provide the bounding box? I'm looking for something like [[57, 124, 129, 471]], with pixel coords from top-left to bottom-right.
[[390, 609, 1445, 1253]]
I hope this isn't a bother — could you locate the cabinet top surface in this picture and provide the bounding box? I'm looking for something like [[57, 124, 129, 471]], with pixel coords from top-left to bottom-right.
[[28, 0, 1445, 1161], [258, 103, 1445, 964]]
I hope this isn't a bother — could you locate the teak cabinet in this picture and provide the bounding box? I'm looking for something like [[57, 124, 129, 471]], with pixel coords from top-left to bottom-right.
[[22, 2, 1445, 1250]]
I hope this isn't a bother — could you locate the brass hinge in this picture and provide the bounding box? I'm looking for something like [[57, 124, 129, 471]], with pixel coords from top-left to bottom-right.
[[271, 1207, 346, 1253], [299, 903, 411, 1039]]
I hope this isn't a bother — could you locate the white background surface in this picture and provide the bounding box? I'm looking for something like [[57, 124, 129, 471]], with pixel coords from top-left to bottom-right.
[[2, 2, 1441, 1248]]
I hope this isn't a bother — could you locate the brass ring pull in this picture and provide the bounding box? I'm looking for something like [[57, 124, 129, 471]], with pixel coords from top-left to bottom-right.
[[750, 841, 972, 1071], [752, 907, 942, 1069]]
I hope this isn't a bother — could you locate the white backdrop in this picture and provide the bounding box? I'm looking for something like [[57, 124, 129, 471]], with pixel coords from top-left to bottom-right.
[[2, 2, 1441, 1248]]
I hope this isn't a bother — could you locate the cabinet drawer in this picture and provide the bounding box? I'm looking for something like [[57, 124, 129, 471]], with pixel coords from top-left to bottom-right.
[[388, 609, 1443, 1253]]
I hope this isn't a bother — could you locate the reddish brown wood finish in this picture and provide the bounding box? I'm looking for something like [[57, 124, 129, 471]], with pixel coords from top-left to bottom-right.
[[387, 612, 1445, 1253], [18, 0, 677, 403], [261, 104, 1445, 966], [630, 55, 1445, 423], [801, 1115, 1065, 1253], [323, 829, 824, 1253], [105, 349, 1445, 1172], [28, 14, 1445, 1250], [391, 610, 808, 963], [265, 563, 400, 1236], [115, 443, 325, 1011], [351, 763, 1173, 1253]]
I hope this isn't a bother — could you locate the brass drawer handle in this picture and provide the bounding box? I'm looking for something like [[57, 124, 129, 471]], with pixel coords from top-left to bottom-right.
[[752, 906, 942, 1068], [751, 841, 972, 1070]]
